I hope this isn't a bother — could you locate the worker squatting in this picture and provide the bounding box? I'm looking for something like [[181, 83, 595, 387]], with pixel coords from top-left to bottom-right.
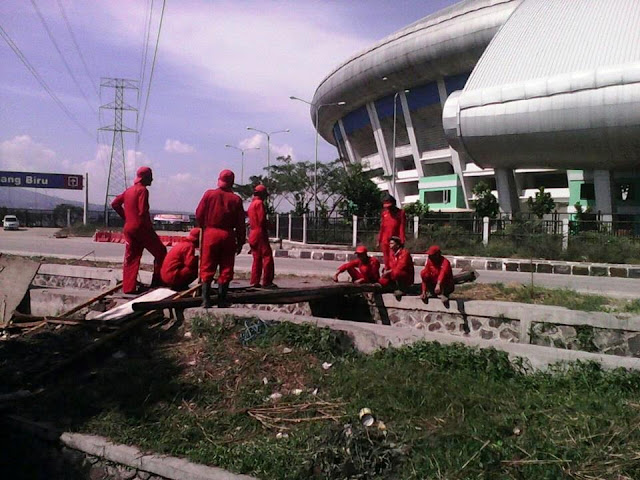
[[112, 167, 454, 307]]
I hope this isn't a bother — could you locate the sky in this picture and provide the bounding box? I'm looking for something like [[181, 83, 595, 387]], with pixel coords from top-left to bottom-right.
[[0, 0, 457, 212]]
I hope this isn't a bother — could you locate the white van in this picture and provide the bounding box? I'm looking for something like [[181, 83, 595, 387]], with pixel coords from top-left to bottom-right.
[[2, 215, 19, 231]]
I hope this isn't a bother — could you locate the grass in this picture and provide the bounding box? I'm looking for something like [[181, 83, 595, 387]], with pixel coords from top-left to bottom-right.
[[456, 282, 640, 314], [10, 316, 640, 479], [55, 223, 101, 237]]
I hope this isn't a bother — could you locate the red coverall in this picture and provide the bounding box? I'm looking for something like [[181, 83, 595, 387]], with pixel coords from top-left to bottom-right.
[[378, 208, 406, 267], [337, 257, 381, 283], [195, 188, 245, 284], [248, 196, 274, 286], [420, 257, 455, 296], [160, 239, 198, 289], [379, 248, 414, 288], [112, 183, 166, 294]]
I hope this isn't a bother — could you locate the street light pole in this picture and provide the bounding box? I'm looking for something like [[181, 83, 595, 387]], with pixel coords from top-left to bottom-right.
[[225, 145, 260, 184], [382, 78, 409, 198], [289, 96, 346, 216], [246, 127, 290, 179]]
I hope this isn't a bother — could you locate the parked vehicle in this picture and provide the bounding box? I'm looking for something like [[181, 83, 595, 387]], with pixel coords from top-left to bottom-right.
[[152, 213, 192, 231], [3, 215, 20, 230]]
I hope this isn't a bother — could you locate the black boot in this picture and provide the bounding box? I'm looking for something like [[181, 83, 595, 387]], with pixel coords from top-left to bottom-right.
[[201, 282, 212, 308], [218, 283, 230, 308]]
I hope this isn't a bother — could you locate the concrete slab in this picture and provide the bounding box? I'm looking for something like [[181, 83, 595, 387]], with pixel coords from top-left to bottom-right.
[[0, 255, 40, 326], [192, 308, 640, 371]]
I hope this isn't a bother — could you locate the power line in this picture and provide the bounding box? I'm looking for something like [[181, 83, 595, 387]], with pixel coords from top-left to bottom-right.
[[136, 0, 155, 151], [55, 0, 99, 98], [0, 23, 93, 139], [137, 0, 166, 146], [30, 0, 95, 117]]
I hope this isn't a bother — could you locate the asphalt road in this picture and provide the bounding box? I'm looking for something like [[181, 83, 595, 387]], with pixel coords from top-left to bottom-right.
[[1, 228, 639, 298]]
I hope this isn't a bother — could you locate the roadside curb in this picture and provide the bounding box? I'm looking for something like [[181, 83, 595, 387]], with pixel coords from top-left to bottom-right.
[[2, 415, 259, 480], [274, 248, 640, 279]]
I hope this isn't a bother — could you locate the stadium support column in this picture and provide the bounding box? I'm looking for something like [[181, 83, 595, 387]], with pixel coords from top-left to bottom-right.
[[495, 168, 520, 215], [399, 91, 422, 176], [338, 120, 356, 164], [594, 170, 614, 222], [366, 102, 398, 199]]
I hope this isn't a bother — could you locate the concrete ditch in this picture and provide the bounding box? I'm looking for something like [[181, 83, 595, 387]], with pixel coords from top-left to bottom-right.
[[27, 263, 640, 363]]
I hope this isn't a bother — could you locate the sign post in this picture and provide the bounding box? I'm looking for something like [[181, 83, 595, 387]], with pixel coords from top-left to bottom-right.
[[83, 172, 89, 225]]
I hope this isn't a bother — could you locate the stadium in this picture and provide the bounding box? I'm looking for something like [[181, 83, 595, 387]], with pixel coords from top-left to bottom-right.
[[312, 0, 640, 220]]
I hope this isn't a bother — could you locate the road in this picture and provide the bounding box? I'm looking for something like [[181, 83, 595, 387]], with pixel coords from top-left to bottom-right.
[[1, 228, 639, 298]]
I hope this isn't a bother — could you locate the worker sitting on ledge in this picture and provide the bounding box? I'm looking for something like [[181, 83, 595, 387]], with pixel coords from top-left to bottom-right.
[[378, 236, 414, 298], [160, 228, 200, 291], [332, 245, 380, 284], [420, 244, 454, 307]]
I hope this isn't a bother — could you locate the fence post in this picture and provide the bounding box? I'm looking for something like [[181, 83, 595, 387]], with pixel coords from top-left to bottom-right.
[[67, 208, 71, 228], [352, 215, 358, 247], [302, 214, 308, 244], [562, 218, 569, 251], [413, 216, 419, 240], [482, 216, 490, 246], [275, 214, 280, 239], [288, 214, 292, 241]]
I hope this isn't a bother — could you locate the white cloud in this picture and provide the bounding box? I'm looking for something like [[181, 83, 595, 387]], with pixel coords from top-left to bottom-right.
[[164, 139, 196, 154], [0, 135, 68, 172], [238, 134, 294, 161], [91, 1, 370, 115], [239, 134, 263, 150]]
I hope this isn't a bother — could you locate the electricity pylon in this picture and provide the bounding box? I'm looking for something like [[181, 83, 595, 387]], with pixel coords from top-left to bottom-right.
[[99, 78, 138, 226]]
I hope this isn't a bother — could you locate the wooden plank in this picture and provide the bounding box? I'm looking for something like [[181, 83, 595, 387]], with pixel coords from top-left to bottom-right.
[[0, 256, 40, 327], [132, 283, 382, 311], [35, 283, 201, 385]]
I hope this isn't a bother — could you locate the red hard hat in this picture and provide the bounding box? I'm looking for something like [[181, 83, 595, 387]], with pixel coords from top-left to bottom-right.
[[355, 245, 368, 254], [426, 245, 441, 256], [254, 184, 268, 195], [217, 169, 235, 188]]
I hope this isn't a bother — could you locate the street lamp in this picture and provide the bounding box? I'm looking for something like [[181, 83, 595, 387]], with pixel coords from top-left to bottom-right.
[[224, 145, 260, 184], [245, 127, 290, 178], [382, 77, 409, 195], [289, 96, 346, 216]]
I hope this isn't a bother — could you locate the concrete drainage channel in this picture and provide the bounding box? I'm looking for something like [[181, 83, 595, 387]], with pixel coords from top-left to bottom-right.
[[28, 264, 640, 365], [7, 263, 640, 479]]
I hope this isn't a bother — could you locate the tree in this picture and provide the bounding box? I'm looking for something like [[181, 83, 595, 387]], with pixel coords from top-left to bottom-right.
[[527, 187, 555, 219], [53, 203, 83, 226], [403, 200, 430, 219], [329, 161, 382, 218], [471, 181, 499, 218]]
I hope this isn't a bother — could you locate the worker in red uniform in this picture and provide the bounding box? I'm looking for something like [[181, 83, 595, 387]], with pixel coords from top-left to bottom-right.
[[332, 245, 380, 284], [195, 169, 245, 308], [111, 166, 166, 294], [420, 245, 455, 304], [160, 228, 200, 290], [378, 236, 414, 293], [377, 195, 406, 268], [248, 184, 276, 288]]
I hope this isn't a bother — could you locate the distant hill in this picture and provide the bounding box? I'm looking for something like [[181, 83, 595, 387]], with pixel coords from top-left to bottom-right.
[[0, 188, 102, 211], [0, 188, 191, 215]]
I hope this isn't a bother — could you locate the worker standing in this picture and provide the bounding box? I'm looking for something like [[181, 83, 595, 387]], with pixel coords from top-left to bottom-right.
[[379, 236, 414, 294], [248, 184, 276, 288], [377, 195, 406, 268], [195, 169, 245, 308], [111, 166, 166, 294], [160, 228, 201, 290], [420, 245, 454, 305], [333, 245, 380, 284]]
